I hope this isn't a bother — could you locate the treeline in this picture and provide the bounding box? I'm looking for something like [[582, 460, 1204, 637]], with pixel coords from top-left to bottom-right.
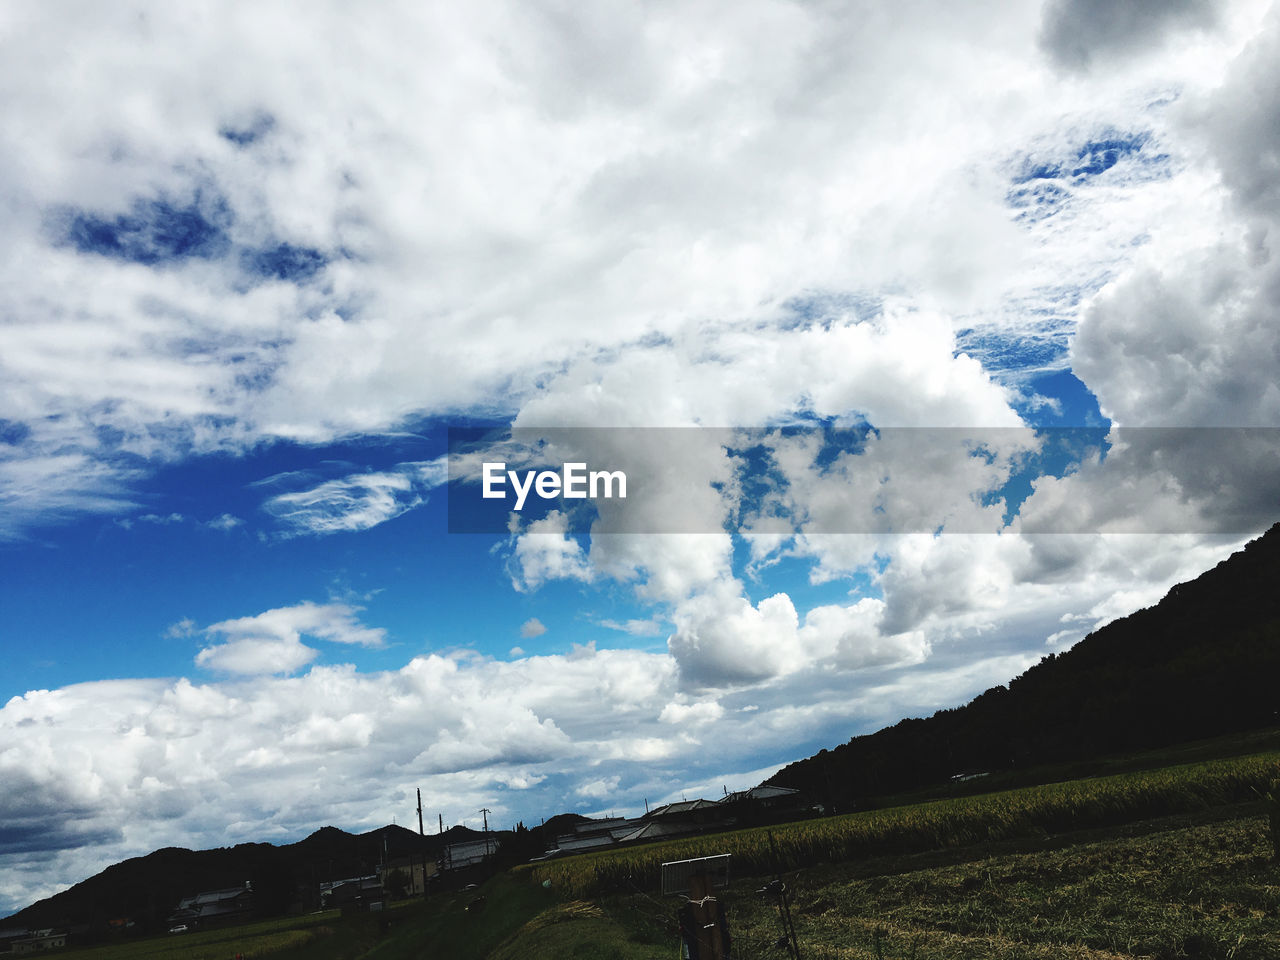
[[769, 524, 1280, 805]]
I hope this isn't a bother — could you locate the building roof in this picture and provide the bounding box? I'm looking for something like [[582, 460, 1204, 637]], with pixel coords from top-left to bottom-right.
[[720, 785, 800, 804], [618, 820, 703, 844], [647, 798, 720, 818], [176, 886, 253, 910], [551, 834, 617, 854], [571, 817, 628, 835]]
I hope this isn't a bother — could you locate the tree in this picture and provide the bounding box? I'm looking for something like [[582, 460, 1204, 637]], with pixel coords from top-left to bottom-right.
[[384, 868, 409, 900]]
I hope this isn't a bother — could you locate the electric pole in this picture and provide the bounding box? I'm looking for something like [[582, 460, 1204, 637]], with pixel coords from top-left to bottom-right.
[[417, 788, 428, 900]]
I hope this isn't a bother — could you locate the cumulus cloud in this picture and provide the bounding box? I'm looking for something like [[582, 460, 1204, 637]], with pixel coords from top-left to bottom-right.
[[510, 512, 594, 591], [196, 635, 318, 676], [1054, 9, 1280, 538], [519, 618, 547, 639], [194, 602, 386, 676], [668, 587, 802, 686], [1067, 9, 1280, 433], [798, 599, 930, 669], [658, 700, 724, 724]]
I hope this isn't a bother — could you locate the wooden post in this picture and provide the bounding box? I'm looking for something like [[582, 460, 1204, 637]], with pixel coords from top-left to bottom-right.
[[1269, 779, 1280, 862], [679, 872, 730, 960]]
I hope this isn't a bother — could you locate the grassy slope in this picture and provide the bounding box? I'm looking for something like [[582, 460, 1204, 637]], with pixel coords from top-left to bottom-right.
[[521, 752, 1280, 899], [458, 808, 1280, 959], [721, 813, 1280, 960]]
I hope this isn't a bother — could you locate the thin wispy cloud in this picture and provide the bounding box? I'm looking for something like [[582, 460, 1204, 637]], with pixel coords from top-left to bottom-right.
[[261, 460, 447, 536]]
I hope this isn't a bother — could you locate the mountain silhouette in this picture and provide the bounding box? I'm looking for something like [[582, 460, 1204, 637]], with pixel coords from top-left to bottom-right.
[[4, 822, 487, 933]]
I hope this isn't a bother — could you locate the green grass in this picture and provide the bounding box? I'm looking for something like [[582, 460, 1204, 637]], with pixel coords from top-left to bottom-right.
[[305, 873, 664, 960], [46, 875, 645, 960], [496, 808, 1280, 959], [356, 874, 561, 960], [53, 907, 381, 960], [485, 899, 665, 960], [715, 813, 1280, 959], [520, 753, 1280, 899]]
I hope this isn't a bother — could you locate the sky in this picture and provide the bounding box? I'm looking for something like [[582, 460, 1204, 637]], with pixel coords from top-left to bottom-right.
[[2, 0, 1280, 917]]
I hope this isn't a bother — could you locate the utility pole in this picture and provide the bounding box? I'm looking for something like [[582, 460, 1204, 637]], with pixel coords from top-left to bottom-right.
[[480, 808, 492, 858], [380, 832, 389, 901], [417, 788, 428, 900]]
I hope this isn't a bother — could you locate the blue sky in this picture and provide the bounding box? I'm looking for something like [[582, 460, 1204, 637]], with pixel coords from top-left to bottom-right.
[[3, 0, 1280, 917]]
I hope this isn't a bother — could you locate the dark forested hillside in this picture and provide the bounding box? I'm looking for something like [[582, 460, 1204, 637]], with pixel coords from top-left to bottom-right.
[[768, 524, 1280, 804]]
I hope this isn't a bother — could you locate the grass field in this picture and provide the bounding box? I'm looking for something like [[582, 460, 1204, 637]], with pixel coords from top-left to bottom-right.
[[54, 903, 455, 960], [49, 907, 368, 960], [721, 813, 1279, 959], [591, 810, 1280, 959], [521, 753, 1280, 900]]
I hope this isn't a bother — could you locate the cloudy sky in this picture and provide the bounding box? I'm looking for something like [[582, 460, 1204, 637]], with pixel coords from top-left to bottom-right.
[[3, 0, 1279, 916]]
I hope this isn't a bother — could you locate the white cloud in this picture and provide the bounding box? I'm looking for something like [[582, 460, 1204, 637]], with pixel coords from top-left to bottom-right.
[[164, 618, 197, 639], [519, 618, 547, 639], [194, 601, 386, 676], [658, 700, 724, 724], [668, 584, 803, 687], [1, 0, 1250, 536], [510, 512, 593, 591], [195, 635, 317, 676], [799, 599, 930, 670], [576, 776, 622, 801], [262, 460, 447, 535], [598, 617, 664, 637], [205, 513, 243, 531]]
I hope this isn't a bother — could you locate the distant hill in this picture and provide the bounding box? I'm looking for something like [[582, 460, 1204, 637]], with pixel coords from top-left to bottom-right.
[[768, 523, 1280, 804], [4, 822, 491, 934]]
